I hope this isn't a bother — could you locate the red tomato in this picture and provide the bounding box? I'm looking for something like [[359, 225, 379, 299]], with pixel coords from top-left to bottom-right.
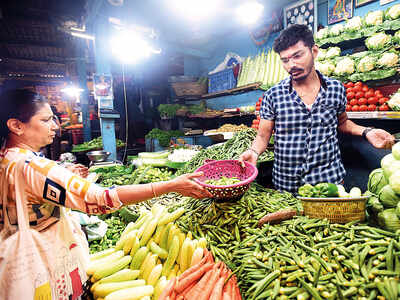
[[378, 97, 389, 105], [379, 104, 389, 111], [251, 125, 258, 129], [358, 98, 367, 105], [347, 82, 354, 88], [354, 81, 363, 87], [355, 91, 364, 99], [253, 119, 260, 125], [367, 104, 377, 111], [346, 87, 354, 94], [258, 97, 263, 102], [353, 85, 362, 93], [367, 97, 378, 105], [257, 115, 261, 120], [347, 92, 355, 100], [374, 90, 383, 97], [359, 105, 368, 112], [352, 105, 360, 112], [350, 99, 358, 106], [346, 105, 352, 112], [362, 86, 369, 93], [364, 91, 374, 99]]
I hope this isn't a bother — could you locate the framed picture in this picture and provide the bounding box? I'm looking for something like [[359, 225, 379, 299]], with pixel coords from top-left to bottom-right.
[[328, 0, 353, 25], [356, 0, 377, 7], [284, 0, 318, 33], [380, 0, 395, 5]]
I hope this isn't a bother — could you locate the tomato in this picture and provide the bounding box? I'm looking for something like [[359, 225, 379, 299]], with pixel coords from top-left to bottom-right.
[[346, 105, 352, 112], [374, 90, 383, 97], [378, 97, 389, 105], [257, 115, 261, 120], [346, 87, 354, 94], [359, 104, 368, 112], [347, 92, 355, 100], [350, 99, 358, 106], [253, 119, 260, 125], [367, 97, 378, 105], [367, 104, 377, 111], [358, 98, 367, 105], [347, 82, 354, 88], [378, 104, 389, 111], [354, 81, 363, 87], [258, 97, 263, 102], [353, 85, 362, 93], [364, 91, 374, 99], [251, 125, 258, 129], [362, 86, 369, 93], [351, 105, 359, 112], [355, 91, 364, 99]]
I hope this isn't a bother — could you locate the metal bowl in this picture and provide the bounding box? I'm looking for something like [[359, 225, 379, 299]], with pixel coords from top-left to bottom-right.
[[86, 150, 111, 162]]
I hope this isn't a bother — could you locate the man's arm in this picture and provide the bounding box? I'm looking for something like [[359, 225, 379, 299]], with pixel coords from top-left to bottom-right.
[[239, 119, 274, 165], [338, 112, 394, 149]]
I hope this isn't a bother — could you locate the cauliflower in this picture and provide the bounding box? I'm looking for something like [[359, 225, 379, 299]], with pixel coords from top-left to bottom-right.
[[315, 61, 335, 76], [377, 52, 399, 68], [388, 90, 400, 111], [365, 11, 384, 26], [334, 57, 355, 75], [386, 4, 400, 20], [393, 30, 400, 43], [316, 27, 329, 40], [316, 48, 327, 61], [326, 47, 341, 58], [329, 24, 344, 36], [357, 56, 376, 72], [365, 32, 391, 50], [345, 16, 363, 32]]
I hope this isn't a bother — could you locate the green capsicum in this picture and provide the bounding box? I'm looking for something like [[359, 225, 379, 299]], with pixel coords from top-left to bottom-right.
[[298, 184, 318, 197], [314, 183, 339, 197]]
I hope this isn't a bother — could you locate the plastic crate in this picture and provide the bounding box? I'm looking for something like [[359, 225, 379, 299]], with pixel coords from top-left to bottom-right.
[[208, 68, 236, 93]]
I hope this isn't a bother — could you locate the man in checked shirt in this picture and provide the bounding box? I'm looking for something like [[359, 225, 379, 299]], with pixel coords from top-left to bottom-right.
[[239, 24, 395, 194]]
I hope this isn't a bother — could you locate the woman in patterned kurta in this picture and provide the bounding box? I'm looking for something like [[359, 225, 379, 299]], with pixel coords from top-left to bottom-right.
[[0, 89, 211, 298]]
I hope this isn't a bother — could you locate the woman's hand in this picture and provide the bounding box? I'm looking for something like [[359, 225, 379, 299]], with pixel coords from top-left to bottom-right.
[[170, 172, 213, 199], [366, 129, 395, 149], [65, 163, 89, 178]]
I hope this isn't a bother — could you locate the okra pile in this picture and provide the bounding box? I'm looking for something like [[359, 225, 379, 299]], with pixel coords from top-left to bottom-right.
[[231, 217, 400, 300], [173, 183, 300, 263]]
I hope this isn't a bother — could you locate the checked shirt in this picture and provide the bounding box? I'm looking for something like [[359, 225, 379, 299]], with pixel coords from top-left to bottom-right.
[[260, 71, 346, 193]]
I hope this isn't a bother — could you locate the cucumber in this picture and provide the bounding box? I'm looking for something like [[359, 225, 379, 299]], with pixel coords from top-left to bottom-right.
[[138, 151, 170, 159]]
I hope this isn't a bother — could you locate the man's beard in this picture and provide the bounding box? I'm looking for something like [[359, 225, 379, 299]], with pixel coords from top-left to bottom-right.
[[290, 66, 311, 82]]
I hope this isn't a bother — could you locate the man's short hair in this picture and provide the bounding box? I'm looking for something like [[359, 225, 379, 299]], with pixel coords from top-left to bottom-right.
[[273, 24, 315, 54]]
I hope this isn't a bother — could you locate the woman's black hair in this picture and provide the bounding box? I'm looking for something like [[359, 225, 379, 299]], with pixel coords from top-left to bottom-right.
[[273, 24, 315, 54], [0, 89, 48, 145]]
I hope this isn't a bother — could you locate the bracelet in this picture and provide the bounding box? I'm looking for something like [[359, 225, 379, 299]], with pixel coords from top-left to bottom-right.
[[249, 148, 259, 157], [150, 183, 158, 198], [362, 127, 374, 141]]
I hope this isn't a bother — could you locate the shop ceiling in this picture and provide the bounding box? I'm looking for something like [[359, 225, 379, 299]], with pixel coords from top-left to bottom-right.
[[0, 0, 295, 83]]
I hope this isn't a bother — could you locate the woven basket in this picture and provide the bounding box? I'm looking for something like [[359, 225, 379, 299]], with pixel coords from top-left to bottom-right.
[[193, 160, 258, 200], [298, 196, 369, 224], [171, 82, 207, 97]]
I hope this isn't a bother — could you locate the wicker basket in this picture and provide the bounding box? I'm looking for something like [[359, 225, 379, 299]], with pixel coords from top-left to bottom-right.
[[171, 82, 207, 97], [298, 196, 369, 224]]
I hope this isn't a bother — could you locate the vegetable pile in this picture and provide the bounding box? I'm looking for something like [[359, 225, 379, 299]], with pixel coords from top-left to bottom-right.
[[145, 129, 184, 147], [72, 137, 125, 152], [204, 176, 241, 186], [387, 88, 400, 111], [367, 141, 400, 232], [176, 129, 274, 175], [298, 182, 362, 198], [344, 81, 390, 112]]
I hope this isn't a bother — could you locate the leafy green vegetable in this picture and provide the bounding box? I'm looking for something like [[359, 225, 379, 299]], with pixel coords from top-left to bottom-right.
[[377, 208, 400, 232], [389, 170, 400, 194], [145, 128, 184, 147], [368, 168, 388, 194], [205, 176, 241, 186], [157, 104, 182, 118], [378, 184, 400, 208]]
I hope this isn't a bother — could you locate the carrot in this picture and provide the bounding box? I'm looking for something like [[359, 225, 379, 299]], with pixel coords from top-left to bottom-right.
[[180, 281, 196, 296], [209, 274, 226, 300], [170, 290, 177, 300], [197, 262, 222, 300], [177, 249, 209, 281], [184, 267, 214, 299], [159, 277, 176, 300], [222, 290, 232, 300], [228, 277, 236, 300], [174, 263, 213, 293], [232, 275, 242, 300]]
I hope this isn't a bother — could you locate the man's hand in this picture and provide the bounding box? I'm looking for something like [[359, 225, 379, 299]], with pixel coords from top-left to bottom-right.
[[238, 149, 258, 167], [366, 129, 395, 149], [65, 163, 89, 178]]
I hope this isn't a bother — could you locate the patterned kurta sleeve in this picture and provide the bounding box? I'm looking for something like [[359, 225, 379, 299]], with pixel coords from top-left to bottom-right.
[[22, 156, 123, 215]]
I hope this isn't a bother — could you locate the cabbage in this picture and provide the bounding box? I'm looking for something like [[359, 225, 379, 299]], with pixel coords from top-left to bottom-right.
[[377, 52, 398, 68], [366, 193, 384, 215], [365, 32, 391, 51], [378, 209, 400, 232], [389, 170, 400, 194], [379, 184, 400, 208], [365, 11, 384, 26], [368, 168, 388, 194], [392, 142, 400, 160], [381, 153, 400, 179], [386, 4, 400, 20], [326, 47, 341, 58], [329, 24, 344, 37], [357, 56, 376, 72]]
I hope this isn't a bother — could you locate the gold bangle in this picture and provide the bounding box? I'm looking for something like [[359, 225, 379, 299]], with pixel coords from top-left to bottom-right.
[[151, 183, 157, 198]]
